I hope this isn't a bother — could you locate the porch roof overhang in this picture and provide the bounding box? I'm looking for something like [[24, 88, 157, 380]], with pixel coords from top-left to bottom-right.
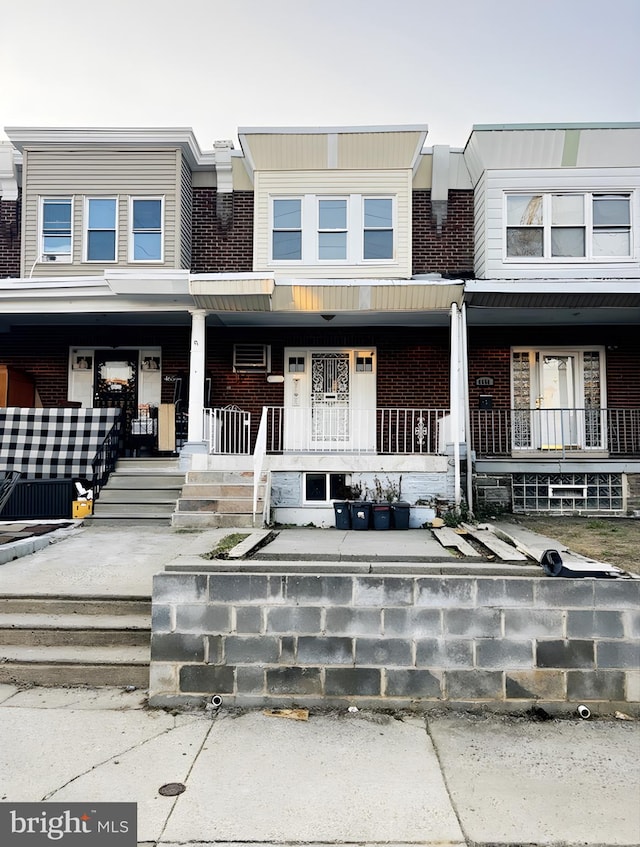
[[464, 279, 640, 326], [189, 274, 275, 311]]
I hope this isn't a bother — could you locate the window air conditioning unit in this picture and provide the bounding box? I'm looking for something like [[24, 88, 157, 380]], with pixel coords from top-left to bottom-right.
[[233, 344, 271, 373]]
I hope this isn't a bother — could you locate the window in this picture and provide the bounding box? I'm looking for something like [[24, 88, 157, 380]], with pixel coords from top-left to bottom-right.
[[363, 198, 393, 259], [130, 198, 163, 261], [41, 198, 72, 262], [318, 199, 347, 260], [85, 198, 117, 262], [506, 192, 631, 260], [270, 194, 395, 263], [273, 199, 301, 260], [304, 472, 347, 503]]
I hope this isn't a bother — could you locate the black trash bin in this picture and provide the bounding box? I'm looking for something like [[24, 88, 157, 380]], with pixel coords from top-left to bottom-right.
[[333, 501, 351, 530], [391, 501, 410, 530], [350, 501, 372, 530], [372, 503, 391, 530]]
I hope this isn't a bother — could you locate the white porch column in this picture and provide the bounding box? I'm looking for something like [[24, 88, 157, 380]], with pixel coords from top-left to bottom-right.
[[450, 303, 461, 507], [182, 309, 208, 457]]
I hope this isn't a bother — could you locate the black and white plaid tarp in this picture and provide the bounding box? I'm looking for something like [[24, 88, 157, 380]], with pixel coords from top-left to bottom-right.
[[0, 408, 121, 479]]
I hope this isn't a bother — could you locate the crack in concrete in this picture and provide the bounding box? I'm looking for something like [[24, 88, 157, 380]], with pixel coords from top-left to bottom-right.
[[40, 715, 201, 801]]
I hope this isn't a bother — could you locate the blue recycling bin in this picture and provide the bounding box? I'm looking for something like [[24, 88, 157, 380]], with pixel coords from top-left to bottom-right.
[[391, 501, 410, 529], [372, 503, 391, 530], [350, 501, 372, 530], [333, 501, 351, 530]]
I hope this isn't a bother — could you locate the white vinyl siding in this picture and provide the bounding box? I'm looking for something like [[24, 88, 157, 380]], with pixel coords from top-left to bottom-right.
[[22, 148, 180, 277], [254, 169, 412, 278], [476, 167, 640, 279]]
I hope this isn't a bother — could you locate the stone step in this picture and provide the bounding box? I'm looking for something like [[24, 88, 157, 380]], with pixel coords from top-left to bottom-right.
[[0, 613, 150, 647], [0, 597, 151, 616], [0, 645, 150, 687], [171, 512, 259, 529], [186, 471, 258, 484], [181, 483, 260, 497], [175, 498, 261, 514]]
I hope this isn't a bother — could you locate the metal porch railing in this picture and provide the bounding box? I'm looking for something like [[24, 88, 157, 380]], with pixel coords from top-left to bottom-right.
[[203, 406, 252, 455], [472, 408, 640, 457]]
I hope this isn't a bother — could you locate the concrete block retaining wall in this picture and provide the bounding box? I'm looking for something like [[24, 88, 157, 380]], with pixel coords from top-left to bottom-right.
[[149, 572, 640, 711]]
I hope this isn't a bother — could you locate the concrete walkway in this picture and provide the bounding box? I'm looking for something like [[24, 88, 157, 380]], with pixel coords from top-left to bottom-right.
[[0, 684, 638, 846]]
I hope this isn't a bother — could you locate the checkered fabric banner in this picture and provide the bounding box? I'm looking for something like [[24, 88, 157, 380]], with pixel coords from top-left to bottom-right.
[[0, 408, 121, 479]]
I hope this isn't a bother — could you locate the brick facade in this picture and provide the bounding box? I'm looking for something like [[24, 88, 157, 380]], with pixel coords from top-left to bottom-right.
[[191, 189, 254, 273], [412, 190, 474, 277], [0, 199, 20, 278]]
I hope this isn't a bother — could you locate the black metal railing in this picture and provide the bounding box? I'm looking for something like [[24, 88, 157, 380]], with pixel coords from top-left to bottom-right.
[[472, 408, 640, 457], [0, 471, 21, 516], [91, 416, 123, 495]]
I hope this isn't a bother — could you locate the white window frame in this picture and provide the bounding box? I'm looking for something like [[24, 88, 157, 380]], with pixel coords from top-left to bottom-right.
[[302, 471, 348, 505], [504, 191, 634, 262], [129, 196, 164, 263], [39, 197, 73, 264], [272, 197, 303, 261], [84, 197, 118, 263], [269, 194, 395, 265]]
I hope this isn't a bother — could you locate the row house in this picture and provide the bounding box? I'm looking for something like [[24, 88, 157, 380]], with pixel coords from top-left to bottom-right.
[[0, 122, 638, 523]]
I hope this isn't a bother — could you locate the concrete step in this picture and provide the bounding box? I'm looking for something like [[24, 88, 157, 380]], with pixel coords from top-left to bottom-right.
[[0, 597, 151, 616], [0, 596, 151, 686], [0, 645, 150, 687], [103, 475, 184, 489], [175, 498, 261, 514], [90, 502, 175, 516], [0, 613, 150, 647], [98, 490, 180, 504], [115, 458, 181, 473], [171, 512, 260, 529]]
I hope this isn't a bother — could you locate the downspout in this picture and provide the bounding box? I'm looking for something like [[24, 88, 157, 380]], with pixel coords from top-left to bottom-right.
[[461, 302, 473, 515], [450, 303, 461, 507]]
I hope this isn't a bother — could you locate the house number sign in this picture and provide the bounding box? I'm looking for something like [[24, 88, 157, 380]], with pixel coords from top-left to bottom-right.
[[475, 377, 494, 387]]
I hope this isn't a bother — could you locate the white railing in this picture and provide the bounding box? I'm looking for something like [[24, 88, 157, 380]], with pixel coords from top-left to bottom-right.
[[253, 407, 269, 523], [263, 407, 449, 454], [203, 406, 251, 454]]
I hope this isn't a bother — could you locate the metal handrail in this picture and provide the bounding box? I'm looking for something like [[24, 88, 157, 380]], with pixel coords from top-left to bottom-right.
[[90, 415, 123, 495], [0, 471, 21, 516]]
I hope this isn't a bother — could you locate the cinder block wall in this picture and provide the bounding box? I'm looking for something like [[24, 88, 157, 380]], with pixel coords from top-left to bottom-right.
[[149, 572, 640, 711]]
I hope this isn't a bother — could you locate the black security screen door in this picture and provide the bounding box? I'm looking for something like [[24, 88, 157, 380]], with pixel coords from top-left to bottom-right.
[[94, 351, 138, 444]]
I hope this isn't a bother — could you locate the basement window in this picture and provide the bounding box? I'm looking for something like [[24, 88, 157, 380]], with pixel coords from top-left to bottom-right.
[[304, 472, 347, 503]]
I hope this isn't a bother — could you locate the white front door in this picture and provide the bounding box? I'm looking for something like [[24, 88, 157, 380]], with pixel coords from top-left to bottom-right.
[[512, 348, 605, 451], [284, 348, 376, 451]]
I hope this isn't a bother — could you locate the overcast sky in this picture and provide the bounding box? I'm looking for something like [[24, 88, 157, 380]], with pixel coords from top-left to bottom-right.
[[2, 0, 639, 151]]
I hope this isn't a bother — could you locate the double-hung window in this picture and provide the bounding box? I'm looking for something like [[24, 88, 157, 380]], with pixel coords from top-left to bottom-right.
[[272, 199, 302, 260], [506, 192, 632, 260], [41, 198, 72, 262], [363, 198, 393, 259], [130, 197, 163, 262], [85, 198, 117, 262], [271, 194, 394, 264]]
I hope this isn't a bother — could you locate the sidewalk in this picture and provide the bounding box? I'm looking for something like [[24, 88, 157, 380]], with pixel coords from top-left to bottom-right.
[[0, 684, 638, 846]]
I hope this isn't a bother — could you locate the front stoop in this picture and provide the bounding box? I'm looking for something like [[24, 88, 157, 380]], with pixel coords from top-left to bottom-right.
[[0, 596, 151, 687], [172, 470, 265, 529], [89, 458, 185, 525]]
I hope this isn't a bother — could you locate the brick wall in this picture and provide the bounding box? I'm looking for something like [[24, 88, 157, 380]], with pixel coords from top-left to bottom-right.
[[191, 189, 254, 273], [150, 569, 640, 710], [412, 190, 474, 277], [0, 199, 20, 278]]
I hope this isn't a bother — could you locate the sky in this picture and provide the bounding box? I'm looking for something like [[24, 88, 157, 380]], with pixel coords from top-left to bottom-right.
[[2, 0, 639, 151]]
